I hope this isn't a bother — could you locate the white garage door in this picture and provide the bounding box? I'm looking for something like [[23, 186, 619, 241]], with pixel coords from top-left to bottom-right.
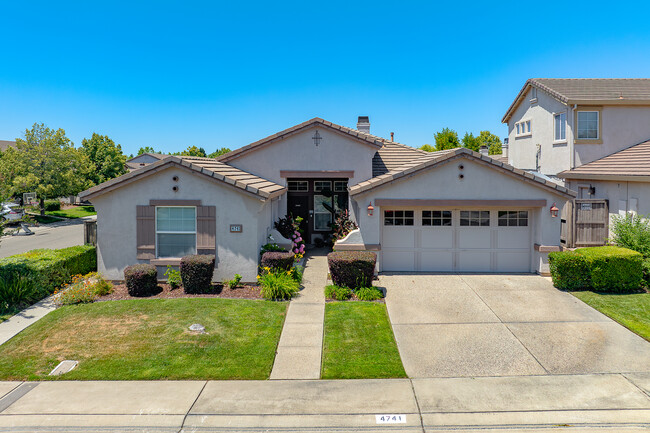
[[381, 208, 531, 273]]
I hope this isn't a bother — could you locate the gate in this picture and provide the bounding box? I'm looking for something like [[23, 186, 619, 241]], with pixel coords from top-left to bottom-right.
[[561, 199, 608, 248]]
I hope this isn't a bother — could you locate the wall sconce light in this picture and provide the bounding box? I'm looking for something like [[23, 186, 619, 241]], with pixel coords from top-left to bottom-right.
[[550, 203, 559, 218], [588, 185, 596, 195], [367, 202, 374, 216], [312, 130, 322, 147]]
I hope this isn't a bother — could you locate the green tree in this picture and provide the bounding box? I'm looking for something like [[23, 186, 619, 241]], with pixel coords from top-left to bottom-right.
[[419, 144, 436, 152], [172, 145, 207, 157], [80, 133, 127, 185], [477, 130, 503, 155], [0, 123, 93, 215], [208, 147, 231, 158], [137, 146, 159, 155], [461, 132, 480, 152], [433, 128, 460, 151]]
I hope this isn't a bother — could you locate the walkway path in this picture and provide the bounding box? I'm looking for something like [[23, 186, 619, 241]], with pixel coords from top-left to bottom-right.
[[0, 297, 56, 346], [270, 248, 328, 380]]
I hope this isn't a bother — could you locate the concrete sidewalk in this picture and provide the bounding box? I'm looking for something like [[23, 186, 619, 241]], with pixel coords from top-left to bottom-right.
[[0, 296, 57, 346], [270, 248, 328, 379], [0, 374, 648, 432]]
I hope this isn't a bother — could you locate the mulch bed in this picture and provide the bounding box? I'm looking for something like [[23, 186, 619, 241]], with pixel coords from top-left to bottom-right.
[[97, 283, 264, 301]]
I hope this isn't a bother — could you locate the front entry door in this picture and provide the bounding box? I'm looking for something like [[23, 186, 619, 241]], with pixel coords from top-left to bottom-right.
[[287, 195, 310, 239]]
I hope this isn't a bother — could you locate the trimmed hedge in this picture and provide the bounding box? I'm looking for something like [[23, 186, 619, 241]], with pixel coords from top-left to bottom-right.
[[549, 246, 643, 293], [261, 251, 295, 271], [327, 251, 376, 290], [643, 258, 650, 287], [124, 264, 158, 297], [181, 255, 215, 294], [0, 245, 97, 299], [44, 200, 61, 211]]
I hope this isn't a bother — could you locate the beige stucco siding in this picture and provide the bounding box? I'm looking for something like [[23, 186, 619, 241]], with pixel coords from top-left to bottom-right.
[[91, 166, 267, 282], [351, 157, 570, 274]]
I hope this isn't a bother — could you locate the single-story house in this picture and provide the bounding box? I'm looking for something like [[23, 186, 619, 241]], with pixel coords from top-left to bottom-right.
[[79, 117, 576, 281], [125, 153, 169, 172]]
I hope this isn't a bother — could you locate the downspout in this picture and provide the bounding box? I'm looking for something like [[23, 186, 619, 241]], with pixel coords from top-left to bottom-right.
[[570, 104, 578, 169]]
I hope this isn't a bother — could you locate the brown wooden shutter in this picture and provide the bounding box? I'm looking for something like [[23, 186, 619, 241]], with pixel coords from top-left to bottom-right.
[[196, 206, 216, 255], [136, 205, 156, 259]]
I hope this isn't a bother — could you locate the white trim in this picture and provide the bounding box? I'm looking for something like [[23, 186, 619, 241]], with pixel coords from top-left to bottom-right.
[[576, 110, 600, 140], [553, 111, 567, 143]]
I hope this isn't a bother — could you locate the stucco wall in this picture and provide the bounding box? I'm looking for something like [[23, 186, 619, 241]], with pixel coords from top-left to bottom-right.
[[91, 166, 267, 282], [227, 126, 377, 187], [566, 179, 650, 219], [351, 156, 570, 274]]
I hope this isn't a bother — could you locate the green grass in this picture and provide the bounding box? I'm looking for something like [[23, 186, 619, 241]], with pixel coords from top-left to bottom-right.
[[572, 291, 650, 341], [0, 298, 287, 380], [46, 206, 96, 219], [322, 302, 406, 379], [25, 214, 63, 224], [0, 307, 19, 323]]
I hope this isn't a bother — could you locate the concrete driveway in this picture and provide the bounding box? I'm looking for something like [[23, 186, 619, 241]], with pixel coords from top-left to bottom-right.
[[381, 273, 650, 378]]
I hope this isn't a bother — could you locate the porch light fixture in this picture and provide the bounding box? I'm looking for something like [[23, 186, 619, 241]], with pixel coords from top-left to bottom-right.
[[312, 130, 322, 147], [550, 203, 559, 218], [367, 202, 374, 216]]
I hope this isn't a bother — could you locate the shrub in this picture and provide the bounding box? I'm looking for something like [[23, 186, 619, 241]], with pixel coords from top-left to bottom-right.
[[643, 258, 650, 287], [610, 213, 650, 257], [577, 246, 643, 292], [258, 270, 300, 300], [324, 284, 352, 300], [261, 251, 295, 272], [44, 200, 61, 211], [327, 251, 377, 289], [356, 286, 383, 301], [164, 266, 182, 289], [549, 246, 643, 293], [180, 254, 215, 294], [0, 272, 42, 311], [0, 245, 96, 309], [548, 251, 590, 291], [227, 274, 242, 289], [53, 272, 112, 306], [291, 265, 304, 284], [124, 264, 158, 297]]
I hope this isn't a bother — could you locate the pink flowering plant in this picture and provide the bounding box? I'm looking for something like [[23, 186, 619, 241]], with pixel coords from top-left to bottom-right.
[[290, 216, 306, 260]]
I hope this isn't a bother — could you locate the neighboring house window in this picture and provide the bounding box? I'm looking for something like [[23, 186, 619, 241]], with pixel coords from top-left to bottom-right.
[[333, 181, 348, 192], [156, 207, 196, 258], [314, 181, 332, 192], [288, 180, 308, 192], [515, 120, 531, 137], [530, 88, 537, 101], [554, 112, 566, 141], [498, 211, 528, 227], [422, 210, 452, 226], [459, 211, 490, 227], [384, 210, 414, 226], [577, 111, 599, 139]]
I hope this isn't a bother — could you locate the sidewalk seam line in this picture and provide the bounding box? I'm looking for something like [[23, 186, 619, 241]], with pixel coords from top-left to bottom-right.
[[409, 379, 426, 433], [178, 380, 208, 433], [621, 373, 650, 400]]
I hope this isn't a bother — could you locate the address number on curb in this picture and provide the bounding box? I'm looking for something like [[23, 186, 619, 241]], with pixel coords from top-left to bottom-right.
[[376, 414, 406, 424]]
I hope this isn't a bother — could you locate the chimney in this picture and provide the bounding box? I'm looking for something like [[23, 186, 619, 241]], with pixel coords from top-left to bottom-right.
[[390, 132, 394, 142], [357, 116, 370, 133], [502, 138, 509, 158], [479, 145, 488, 156]]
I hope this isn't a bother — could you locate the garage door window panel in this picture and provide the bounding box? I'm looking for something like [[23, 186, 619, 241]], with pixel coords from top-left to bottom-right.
[[156, 206, 197, 258], [384, 210, 414, 226], [422, 210, 452, 226], [498, 210, 529, 227], [460, 211, 490, 227]]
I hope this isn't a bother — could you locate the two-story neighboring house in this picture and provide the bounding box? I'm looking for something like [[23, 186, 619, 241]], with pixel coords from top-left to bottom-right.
[[502, 79, 650, 246]]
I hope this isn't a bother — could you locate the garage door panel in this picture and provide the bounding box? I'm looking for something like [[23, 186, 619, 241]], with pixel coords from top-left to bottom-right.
[[420, 252, 453, 272], [383, 228, 415, 248], [497, 251, 531, 272], [421, 228, 453, 247], [458, 252, 491, 272], [497, 229, 529, 249], [458, 229, 491, 249], [383, 251, 415, 272]]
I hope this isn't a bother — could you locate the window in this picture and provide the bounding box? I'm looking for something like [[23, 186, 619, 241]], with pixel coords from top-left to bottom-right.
[[498, 210, 528, 227], [460, 210, 490, 226], [314, 195, 333, 231], [526, 120, 531, 133], [516, 124, 520, 135], [554, 112, 566, 141], [314, 181, 332, 192], [515, 120, 531, 137], [384, 210, 414, 226], [288, 180, 308, 192], [156, 207, 196, 258], [422, 210, 452, 226], [531, 87, 538, 101], [577, 111, 599, 139], [333, 181, 348, 192]]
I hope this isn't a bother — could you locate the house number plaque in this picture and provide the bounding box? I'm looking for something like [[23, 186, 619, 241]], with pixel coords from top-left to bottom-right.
[[230, 224, 243, 233]]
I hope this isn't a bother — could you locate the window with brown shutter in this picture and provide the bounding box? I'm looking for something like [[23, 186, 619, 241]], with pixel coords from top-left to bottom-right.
[[136, 205, 156, 259]]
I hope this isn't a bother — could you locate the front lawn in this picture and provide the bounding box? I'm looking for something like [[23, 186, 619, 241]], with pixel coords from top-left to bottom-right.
[[0, 298, 287, 380], [322, 302, 406, 379], [46, 205, 96, 219], [572, 291, 650, 341], [24, 214, 63, 224]]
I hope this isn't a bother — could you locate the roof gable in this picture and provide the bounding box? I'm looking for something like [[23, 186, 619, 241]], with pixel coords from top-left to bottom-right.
[[217, 118, 388, 163], [80, 156, 286, 201], [350, 147, 575, 199]]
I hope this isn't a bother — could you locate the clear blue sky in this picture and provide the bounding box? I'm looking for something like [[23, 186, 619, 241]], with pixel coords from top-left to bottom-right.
[[1, 1, 649, 156]]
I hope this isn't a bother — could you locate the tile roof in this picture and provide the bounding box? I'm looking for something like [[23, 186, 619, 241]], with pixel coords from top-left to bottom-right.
[[350, 147, 575, 198], [502, 78, 650, 122], [0, 140, 16, 152], [558, 138, 650, 181], [81, 155, 285, 201], [372, 143, 432, 177], [217, 117, 388, 163]]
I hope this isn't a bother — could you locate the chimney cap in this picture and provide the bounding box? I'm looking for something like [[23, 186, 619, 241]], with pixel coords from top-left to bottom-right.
[[357, 116, 370, 123]]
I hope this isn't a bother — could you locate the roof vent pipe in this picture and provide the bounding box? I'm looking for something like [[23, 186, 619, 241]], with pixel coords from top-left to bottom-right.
[[479, 145, 489, 156], [390, 132, 394, 142], [502, 138, 509, 158], [357, 116, 370, 133]]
